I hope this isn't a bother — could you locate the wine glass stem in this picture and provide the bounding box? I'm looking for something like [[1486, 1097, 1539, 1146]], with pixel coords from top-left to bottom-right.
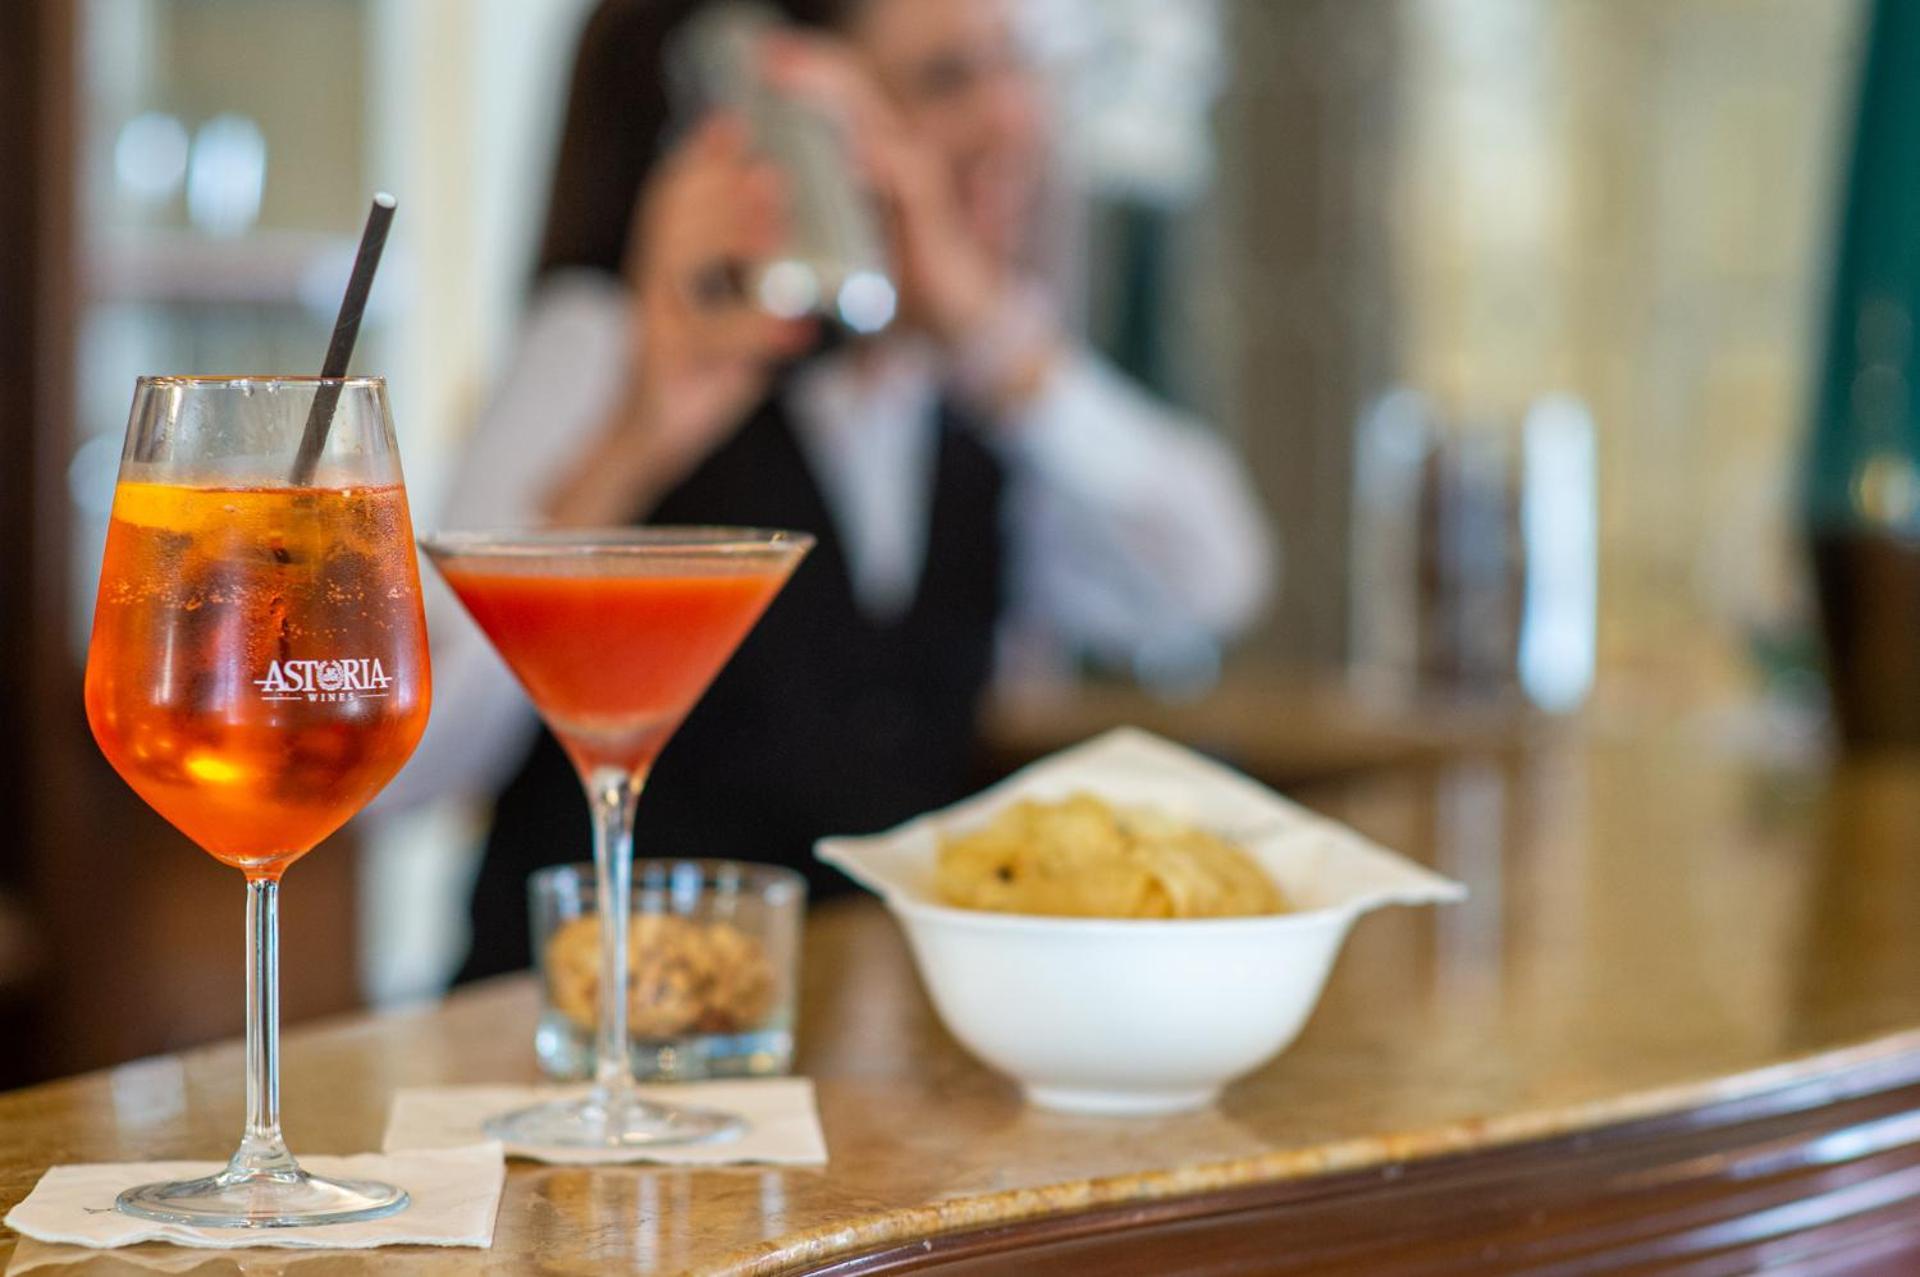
[[586, 767, 643, 1113], [231, 875, 297, 1176]]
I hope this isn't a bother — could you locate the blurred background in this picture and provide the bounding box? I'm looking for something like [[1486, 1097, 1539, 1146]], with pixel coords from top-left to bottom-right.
[[0, 0, 1880, 1084]]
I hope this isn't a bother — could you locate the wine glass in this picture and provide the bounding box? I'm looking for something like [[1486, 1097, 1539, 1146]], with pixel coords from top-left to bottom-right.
[[422, 528, 809, 1149], [83, 376, 431, 1226]]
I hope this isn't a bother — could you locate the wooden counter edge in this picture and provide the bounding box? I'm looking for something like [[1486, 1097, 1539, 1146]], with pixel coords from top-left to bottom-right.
[[705, 1029, 1920, 1275]]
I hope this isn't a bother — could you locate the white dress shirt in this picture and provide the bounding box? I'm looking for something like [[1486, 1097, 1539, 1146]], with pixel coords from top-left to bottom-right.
[[381, 270, 1274, 808]]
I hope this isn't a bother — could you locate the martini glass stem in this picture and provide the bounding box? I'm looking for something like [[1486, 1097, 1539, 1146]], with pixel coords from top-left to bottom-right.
[[232, 876, 297, 1176], [586, 766, 644, 1115]]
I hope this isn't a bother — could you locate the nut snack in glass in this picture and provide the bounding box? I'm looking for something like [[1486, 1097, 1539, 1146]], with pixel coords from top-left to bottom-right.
[[532, 861, 804, 1081], [83, 376, 430, 1226]]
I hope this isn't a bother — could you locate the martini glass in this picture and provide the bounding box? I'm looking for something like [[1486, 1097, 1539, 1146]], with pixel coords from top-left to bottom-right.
[[422, 528, 811, 1149]]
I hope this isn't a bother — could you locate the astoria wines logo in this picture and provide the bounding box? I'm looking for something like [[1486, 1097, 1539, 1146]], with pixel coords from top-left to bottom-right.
[[255, 658, 393, 703]]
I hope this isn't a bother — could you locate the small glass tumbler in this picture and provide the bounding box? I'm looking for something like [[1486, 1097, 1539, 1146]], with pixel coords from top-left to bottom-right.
[[531, 860, 803, 1082]]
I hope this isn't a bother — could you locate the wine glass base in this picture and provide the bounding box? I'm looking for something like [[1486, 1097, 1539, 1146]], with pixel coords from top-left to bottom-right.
[[115, 1169, 410, 1229], [483, 1094, 747, 1150]]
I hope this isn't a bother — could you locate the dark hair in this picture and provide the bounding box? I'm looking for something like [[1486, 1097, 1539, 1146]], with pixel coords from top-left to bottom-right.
[[535, 0, 854, 281]]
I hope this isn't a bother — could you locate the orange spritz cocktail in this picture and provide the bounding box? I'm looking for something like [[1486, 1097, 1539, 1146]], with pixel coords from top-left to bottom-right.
[[86, 481, 431, 876], [83, 375, 427, 1228]]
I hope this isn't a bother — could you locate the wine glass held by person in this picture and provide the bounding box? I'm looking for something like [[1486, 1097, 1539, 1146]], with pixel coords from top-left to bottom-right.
[[386, 0, 1276, 983]]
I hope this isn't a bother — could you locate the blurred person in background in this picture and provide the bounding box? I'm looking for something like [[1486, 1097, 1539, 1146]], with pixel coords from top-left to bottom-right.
[[390, 0, 1273, 981]]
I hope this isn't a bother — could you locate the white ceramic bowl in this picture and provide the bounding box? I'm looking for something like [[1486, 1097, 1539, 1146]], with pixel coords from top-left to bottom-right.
[[818, 729, 1464, 1115]]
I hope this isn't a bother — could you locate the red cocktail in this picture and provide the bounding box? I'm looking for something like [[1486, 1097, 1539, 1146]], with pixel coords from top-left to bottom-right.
[[434, 561, 790, 776], [423, 528, 810, 1149]]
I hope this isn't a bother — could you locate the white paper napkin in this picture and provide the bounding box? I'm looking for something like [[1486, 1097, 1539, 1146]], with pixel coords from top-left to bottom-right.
[[2, 1144, 505, 1252], [383, 1079, 827, 1166]]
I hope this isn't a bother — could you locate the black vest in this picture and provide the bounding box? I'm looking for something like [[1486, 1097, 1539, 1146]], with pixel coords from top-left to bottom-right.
[[457, 394, 1005, 982]]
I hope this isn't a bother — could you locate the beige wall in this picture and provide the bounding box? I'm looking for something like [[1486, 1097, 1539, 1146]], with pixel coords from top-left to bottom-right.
[[1213, 0, 1863, 699], [129, 0, 366, 233], [1393, 0, 1862, 698]]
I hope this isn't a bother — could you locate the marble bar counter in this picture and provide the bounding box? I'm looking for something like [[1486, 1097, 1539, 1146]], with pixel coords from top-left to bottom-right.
[[9, 728, 1920, 1273]]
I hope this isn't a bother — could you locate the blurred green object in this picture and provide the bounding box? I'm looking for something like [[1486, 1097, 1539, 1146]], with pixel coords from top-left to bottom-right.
[[1807, 0, 1920, 747]]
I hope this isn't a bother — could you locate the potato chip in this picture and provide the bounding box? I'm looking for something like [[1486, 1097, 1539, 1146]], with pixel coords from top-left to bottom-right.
[[935, 792, 1284, 919]]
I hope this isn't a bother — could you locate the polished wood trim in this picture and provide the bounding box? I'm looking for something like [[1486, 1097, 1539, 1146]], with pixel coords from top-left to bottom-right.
[[806, 1047, 1920, 1275], [0, 0, 77, 1086]]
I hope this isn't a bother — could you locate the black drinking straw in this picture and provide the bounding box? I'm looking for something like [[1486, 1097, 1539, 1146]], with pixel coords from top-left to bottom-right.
[[289, 193, 397, 486]]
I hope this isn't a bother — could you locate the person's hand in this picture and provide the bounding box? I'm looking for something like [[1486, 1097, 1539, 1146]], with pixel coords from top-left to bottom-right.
[[627, 114, 818, 469], [762, 34, 1007, 346], [545, 115, 815, 526]]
